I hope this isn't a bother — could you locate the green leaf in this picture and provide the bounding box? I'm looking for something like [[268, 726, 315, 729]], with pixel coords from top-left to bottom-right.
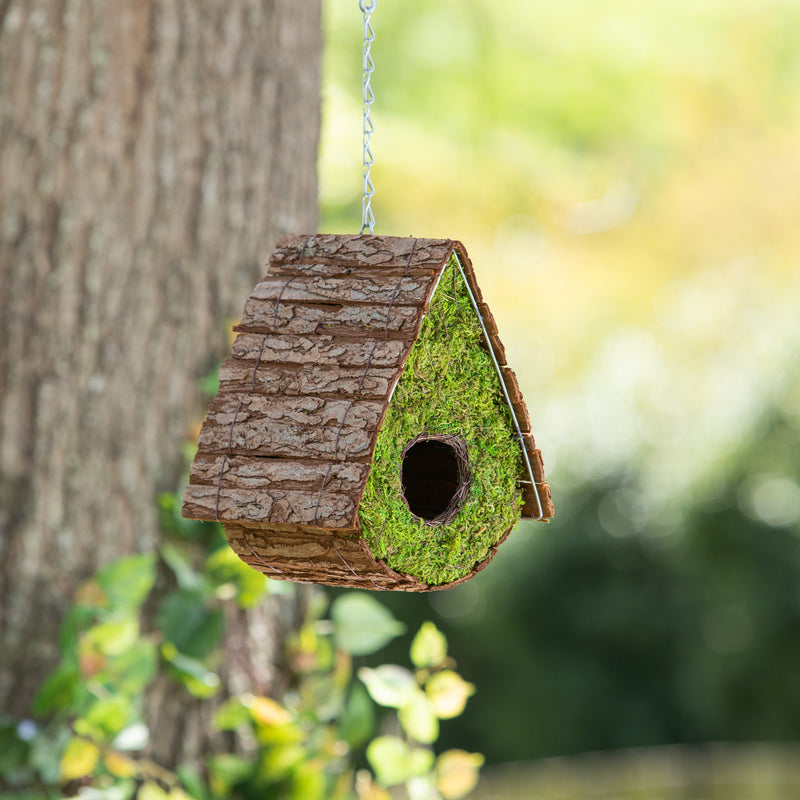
[[101, 640, 158, 694], [59, 736, 100, 781], [161, 643, 221, 698], [213, 697, 252, 732], [410, 622, 448, 669], [177, 764, 209, 800], [58, 605, 97, 658], [366, 736, 411, 787], [365, 737, 434, 788], [75, 695, 134, 743], [290, 762, 326, 800], [84, 615, 140, 656], [32, 663, 81, 716], [359, 665, 417, 708], [259, 742, 306, 780], [0, 723, 29, 773], [331, 593, 405, 655], [407, 749, 436, 780], [208, 753, 252, 794], [204, 546, 267, 609], [156, 589, 224, 659], [425, 671, 475, 720], [339, 683, 376, 748], [160, 542, 204, 591], [96, 553, 156, 610], [399, 689, 439, 745]]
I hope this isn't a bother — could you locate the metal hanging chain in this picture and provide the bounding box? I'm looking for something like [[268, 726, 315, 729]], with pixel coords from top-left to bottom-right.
[[360, 0, 376, 234]]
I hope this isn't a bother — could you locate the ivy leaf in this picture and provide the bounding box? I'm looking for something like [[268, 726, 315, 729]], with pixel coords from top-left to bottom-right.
[[435, 750, 484, 800], [156, 589, 224, 659], [104, 751, 138, 778], [339, 683, 376, 748], [260, 742, 306, 780], [290, 762, 326, 800], [59, 736, 100, 781], [0, 722, 29, 773], [32, 663, 81, 716], [161, 643, 221, 698], [100, 640, 158, 694], [75, 695, 134, 743], [359, 665, 417, 708], [247, 696, 292, 727], [366, 736, 411, 787], [410, 622, 448, 669], [96, 554, 156, 610], [425, 671, 475, 719], [213, 697, 252, 732], [366, 737, 435, 787], [407, 748, 436, 779], [399, 689, 439, 744], [160, 542, 204, 592], [332, 593, 405, 655], [84, 615, 140, 657], [205, 546, 267, 609], [177, 764, 209, 800]]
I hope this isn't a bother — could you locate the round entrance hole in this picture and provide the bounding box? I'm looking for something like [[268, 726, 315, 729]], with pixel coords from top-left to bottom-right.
[[401, 435, 470, 525]]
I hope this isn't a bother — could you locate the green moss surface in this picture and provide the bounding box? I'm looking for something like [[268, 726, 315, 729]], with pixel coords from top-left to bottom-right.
[[358, 256, 524, 586]]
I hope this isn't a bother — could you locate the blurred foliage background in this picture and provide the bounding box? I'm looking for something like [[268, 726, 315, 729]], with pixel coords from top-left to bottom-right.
[[320, 0, 800, 780]]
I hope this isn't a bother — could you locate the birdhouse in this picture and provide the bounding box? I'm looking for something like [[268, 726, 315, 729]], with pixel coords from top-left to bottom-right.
[[182, 234, 553, 591]]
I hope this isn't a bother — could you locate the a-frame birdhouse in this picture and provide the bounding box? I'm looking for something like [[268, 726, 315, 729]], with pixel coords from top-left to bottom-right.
[[182, 235, 553, 591]]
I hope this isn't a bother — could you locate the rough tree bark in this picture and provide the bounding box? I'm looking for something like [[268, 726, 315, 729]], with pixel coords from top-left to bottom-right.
[[0, 0, 321, 765]]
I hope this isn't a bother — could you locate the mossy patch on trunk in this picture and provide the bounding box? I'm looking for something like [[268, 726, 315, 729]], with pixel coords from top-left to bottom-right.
[[359, 256, 524, 586]]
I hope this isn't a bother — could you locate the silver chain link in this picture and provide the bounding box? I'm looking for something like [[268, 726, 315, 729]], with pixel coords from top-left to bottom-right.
[[359, 0, 376, 234]]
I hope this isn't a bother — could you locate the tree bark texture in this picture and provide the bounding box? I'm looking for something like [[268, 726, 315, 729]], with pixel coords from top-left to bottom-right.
[[0, 0, 321, 766]]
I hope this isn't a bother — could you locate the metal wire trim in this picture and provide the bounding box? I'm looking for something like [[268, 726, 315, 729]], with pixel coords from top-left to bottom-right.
[[451, 250, 545, 521]]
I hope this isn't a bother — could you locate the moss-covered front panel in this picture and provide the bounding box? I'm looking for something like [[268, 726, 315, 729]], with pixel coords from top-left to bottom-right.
[[359, 256, 524, 586]]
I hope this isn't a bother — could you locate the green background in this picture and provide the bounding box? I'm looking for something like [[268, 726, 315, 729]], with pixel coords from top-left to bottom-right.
[[321, 0, 800, 768]]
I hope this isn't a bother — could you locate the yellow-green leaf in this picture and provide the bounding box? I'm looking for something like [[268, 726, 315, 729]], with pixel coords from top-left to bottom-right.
[[399, 689, 439, 744], [103, 751, 137, 778], [332, 593, 405, 655], [425, 671, 475, 719], [366, 736, 411, 787], [59, 737, 100, 781], [435, 750, 484, 800], [139, 781, 171, 800], [410, 622, 448, 669], [84, 616, 140, 657], [247, 695, 292, 726], [359, 665, 416, 708]]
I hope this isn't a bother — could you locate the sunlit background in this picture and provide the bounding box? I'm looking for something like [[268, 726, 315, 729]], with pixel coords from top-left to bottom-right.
[[321, 1, 800, 797]]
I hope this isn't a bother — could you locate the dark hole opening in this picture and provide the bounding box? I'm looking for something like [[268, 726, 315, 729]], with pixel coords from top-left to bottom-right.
[[401, 440, 461, 521]]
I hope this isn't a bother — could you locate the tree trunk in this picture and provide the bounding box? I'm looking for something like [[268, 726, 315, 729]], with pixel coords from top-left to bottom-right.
[[0, 0, 321, 766]]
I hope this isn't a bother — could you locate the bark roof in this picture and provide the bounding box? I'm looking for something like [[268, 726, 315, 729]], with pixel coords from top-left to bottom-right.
[[182, 234, 553, 538]]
